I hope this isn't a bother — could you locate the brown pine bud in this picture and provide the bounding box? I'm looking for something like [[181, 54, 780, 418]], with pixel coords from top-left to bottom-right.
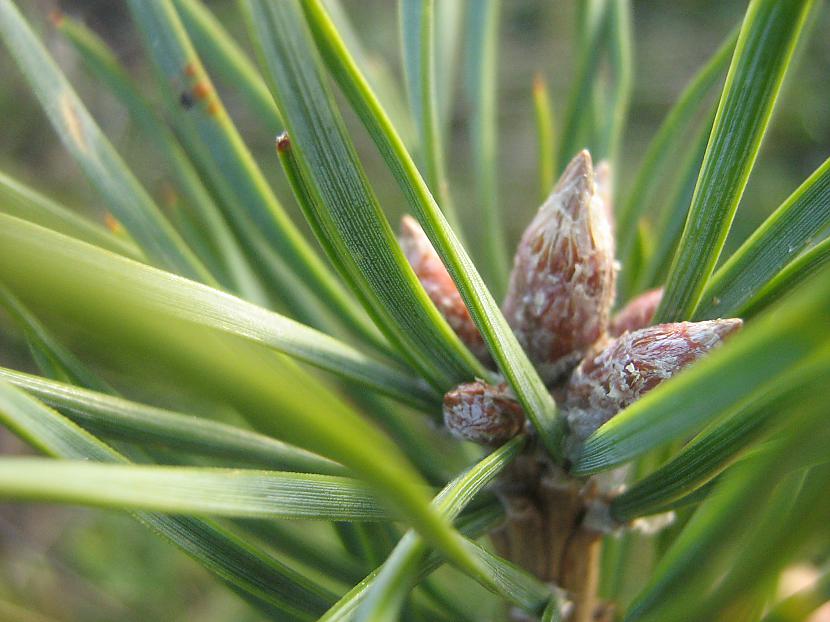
[[443, 381, 525, 446], [399, 216, 489, 362], [564, 319, 742, 441], [610, 288, 664, 337], [503, 150, 617, 384]]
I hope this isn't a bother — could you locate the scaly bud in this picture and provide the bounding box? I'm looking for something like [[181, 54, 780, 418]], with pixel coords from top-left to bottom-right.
[[564, 319, 742, 441], [399, 216, 489, 362], [503, 150, 617, 383], [443, 381, 525, 445], [610, 288, 663, 336]]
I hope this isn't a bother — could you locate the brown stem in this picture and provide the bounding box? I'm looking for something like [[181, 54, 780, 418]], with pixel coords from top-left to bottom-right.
[[561, 530, 602, 622], [493, 454, 609, 622]]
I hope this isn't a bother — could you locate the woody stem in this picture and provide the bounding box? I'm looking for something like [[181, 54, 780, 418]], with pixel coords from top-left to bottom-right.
[[493, 455, 610, 622]]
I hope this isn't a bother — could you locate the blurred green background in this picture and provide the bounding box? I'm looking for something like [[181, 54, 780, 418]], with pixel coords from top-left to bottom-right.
[[0, 1, 828, 620]]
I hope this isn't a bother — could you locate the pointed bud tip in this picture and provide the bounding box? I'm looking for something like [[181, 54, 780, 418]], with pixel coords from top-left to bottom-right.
[[686, 317, 743, 344], [546, 150, 596, 222], [559, 150, 594, 188], [712, 317, 743, 335]]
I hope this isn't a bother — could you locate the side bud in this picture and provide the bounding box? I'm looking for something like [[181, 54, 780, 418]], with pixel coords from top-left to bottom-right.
[[399, 216, 489, 362], [503, 150, 617, 383], [443, 381, 525, 446], [565, 319, 742, 441], [610, 288, 663, 336]]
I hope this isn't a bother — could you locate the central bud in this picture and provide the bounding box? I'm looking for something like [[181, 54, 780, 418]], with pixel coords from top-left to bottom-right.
[[503, 150, 617, 384]]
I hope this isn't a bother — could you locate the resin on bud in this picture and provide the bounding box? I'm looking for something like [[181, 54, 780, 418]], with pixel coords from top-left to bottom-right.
[[503, 150, 617, 384], [443, 381, 525, 445], [565, 319, 742, 441], [610, 288, 664, 337], [399, 216, 489, 362]]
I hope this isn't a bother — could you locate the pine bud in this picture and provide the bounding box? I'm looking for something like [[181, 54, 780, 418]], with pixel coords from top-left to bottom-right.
[[443, 381, 525, 445], [399, 216, 489, 362], [610, 288, 663, 336], [565, 319, 742, 441], [503, 150, 617, 384]]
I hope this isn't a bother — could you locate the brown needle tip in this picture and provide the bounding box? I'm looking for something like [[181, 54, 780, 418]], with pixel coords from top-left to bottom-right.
[[276, 131, 291, 153]]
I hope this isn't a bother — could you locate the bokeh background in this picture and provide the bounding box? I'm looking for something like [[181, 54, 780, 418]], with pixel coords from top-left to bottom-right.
[[0, 1, 828, 620]]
